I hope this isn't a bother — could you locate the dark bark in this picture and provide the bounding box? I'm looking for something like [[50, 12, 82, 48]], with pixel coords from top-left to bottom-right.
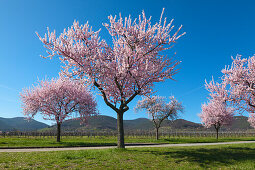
[[94, 80, 141, 149], [57, 123, 61, 142], [117, 111, 125, 148], [215, 126, 219, 140], [156, 127, 159, 140]]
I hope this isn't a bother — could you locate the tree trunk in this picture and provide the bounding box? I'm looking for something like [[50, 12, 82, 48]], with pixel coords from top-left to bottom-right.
[[156, 127, 159, 140], [216, 127, 219, 140], [57, 123, 61, 142], [117, 111, 125, 148]]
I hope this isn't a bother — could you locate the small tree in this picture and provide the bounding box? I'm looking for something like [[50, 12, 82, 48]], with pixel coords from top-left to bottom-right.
[[37, 9, 184, 148], [248, 113, 255, 128], [199, 100, 234, 139], [135, 96, 183, 140], [202, 76, 236, 139], [20, 78, 97, 142]]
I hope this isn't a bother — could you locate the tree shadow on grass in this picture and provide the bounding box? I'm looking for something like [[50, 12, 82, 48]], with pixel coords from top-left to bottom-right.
[[0, 142, 118, 148], [54, 142, 117, 147], [162, 138, 255, 144], [132, 146, 255, 168]]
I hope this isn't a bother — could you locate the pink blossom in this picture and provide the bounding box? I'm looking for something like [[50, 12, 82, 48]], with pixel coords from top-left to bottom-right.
[[20, 77, 97, 124], [248, 113, 255, 128], [199, 100, 234, 129], [135, 96, 183, 122], [205, 77, 229, 102], [201, 77, 234, 139], [135, 96, 183, 139], [37, 9, 184, 107], [37, 9, 184, 148], [222, 55, 255, 114]]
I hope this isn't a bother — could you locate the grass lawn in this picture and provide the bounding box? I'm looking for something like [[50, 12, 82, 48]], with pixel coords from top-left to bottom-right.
[[1, 143, 255, 169], [0, 136, 254, 148]]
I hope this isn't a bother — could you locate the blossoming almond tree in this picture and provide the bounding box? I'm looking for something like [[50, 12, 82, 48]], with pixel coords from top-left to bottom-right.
[[199, 100, 234, 139], [205, 78, 229, 103], [20, 78, 97, 142], [248, 113, 255, 128], [222, 55, 255, 131], [37, 9, 184, 148], [201, 77, 234, 139], [135, 96, 183, 140]]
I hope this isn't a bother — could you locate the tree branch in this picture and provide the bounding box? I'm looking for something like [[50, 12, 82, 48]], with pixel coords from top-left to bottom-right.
[[94, 80, 119, 113], [143, 42, 164, 57], [248, 100, 255, 108], [125, 91, 140, 106]]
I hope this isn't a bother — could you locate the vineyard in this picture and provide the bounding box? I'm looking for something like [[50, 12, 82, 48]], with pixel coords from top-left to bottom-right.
[[1, 130, 255, 139]]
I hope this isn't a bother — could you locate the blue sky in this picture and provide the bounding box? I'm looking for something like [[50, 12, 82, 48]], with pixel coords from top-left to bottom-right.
[[0, 0, 254, 125]]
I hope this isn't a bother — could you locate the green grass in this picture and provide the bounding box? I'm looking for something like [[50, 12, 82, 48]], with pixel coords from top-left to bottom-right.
[[1, 143, 255, 169], [0, 136, 254, 148]]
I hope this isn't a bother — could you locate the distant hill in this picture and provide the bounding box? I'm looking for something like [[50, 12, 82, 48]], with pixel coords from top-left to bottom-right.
[[222, 116, 252, 130], [55, 115, 117, 131], [124, 118, 153, 130], [42, 115, 253, 132], [1, 115, 252, 132], [42, 115, 121, 132], [43, 115, 205, 132], [0, 117, 48, 131]]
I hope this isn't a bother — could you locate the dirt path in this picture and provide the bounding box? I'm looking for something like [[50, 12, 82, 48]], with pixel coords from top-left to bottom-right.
[[1, 141, 255, 152]]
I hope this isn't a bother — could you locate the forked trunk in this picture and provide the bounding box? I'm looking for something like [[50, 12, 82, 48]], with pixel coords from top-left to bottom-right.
[[57, 123, 61, 142], [117, 111, 125, 148]]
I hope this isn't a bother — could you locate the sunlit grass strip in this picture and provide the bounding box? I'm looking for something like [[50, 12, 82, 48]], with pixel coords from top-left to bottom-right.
[[1, 143, 255, 169], [0, 136, 254, 148]]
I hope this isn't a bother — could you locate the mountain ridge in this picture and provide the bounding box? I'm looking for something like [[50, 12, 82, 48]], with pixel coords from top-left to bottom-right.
[[42, 115, 253, 132], [0, 115, 252, 132], [0, 117, 48, 131]]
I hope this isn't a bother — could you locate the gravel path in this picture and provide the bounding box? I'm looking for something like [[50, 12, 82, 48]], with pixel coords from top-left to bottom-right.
[[1, 141, 255, 152]]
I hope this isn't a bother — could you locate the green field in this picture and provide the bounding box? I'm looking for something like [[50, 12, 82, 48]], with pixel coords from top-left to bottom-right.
[[0, 136, 255, 148], [1, 143, 255, 169]]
